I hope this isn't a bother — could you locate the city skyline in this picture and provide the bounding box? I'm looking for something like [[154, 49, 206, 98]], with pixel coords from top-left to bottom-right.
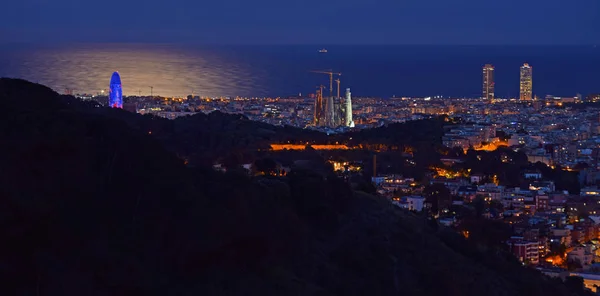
[[106, 62, 549, 101], [4, 0, 600, 292], [7, 74, 600, 294], [1, 44, 596, 99]]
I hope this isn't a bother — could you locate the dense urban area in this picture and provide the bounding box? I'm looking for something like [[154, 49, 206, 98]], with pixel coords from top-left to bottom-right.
[[68, 67, 600, 292], [3, 0, 598, 291], [5, 63, 600, 295]]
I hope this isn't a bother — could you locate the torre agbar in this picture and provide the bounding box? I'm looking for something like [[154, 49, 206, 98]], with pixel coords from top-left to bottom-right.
[[109, 72, 123, 108]]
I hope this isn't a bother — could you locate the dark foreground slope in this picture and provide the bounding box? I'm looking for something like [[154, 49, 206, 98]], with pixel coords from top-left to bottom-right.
[[0, 79, 590, 295]]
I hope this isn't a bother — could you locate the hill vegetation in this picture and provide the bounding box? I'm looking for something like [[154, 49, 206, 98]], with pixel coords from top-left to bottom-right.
[[0, 78, 592, 295]]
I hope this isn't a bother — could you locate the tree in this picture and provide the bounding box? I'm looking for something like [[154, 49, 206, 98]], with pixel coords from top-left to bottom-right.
[[423, 183, 452, 215], [489, 200, 504, 212], [458, 218, 512, 249], [255, 157, 277, 175], [449, 147, 465, 158], [223, 151, 243, 170], [573, 162, 589, 171], [355, 179, 376, 194], [567, 259, 584, 271], [472, 195, 486, 218], [496, 130, 510, 142], [564, 276, 585, 293]]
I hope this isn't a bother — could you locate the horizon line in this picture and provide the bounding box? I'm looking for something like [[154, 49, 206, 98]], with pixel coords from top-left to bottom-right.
[[0, 41, 597, 47]]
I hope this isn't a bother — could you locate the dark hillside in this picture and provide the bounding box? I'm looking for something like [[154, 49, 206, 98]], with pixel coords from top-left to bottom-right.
[[0, 79, 591, 295]]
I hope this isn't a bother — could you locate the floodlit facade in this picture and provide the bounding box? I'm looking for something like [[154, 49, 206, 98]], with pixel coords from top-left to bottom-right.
[[520, 63, 533, 101], [482, 64, 495, 102], [325, 95, 335, 127], [109, 72, 123, 108], [314, 88, 324, 126], [345, 88, 354, 127]]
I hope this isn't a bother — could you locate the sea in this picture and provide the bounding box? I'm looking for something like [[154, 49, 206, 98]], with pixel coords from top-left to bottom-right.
[[0, 44, 599, 98]]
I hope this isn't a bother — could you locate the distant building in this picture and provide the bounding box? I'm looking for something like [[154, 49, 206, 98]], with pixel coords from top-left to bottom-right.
[[325, 95, 335, 128], [109, 72, 123, 108], [550, 228, 572, 247], [406, 196, 425, 212], [527, 149, 552, 166], [529, 181, 555, 193], [524, 171, 543, 180], [392, 196, 425, 212], [212, 163, 226, 173], [345, 88, 354, 127], [123, 102, 137, 113], [587, 94, 600, 103], [535, 195, 549, 211], [457, 185, 478, 202], [581, 187, 600, 197], [519, 63, 533, 101], [442, 137, 470, 150], [568, 245, 594, 267], [314, 87, 324, 126], [470, 173, 485, 184], [477, 183, 505, 201], [154, 111, 197, 120], [508, 237, 540, 264], [482, 64, 495, 102], [508, 134, 526, 146]]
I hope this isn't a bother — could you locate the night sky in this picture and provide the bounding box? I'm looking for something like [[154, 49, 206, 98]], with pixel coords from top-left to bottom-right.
[[2, 0, 599, 44]]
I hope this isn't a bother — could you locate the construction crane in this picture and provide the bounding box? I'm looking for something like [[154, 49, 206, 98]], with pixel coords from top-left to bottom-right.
[[310, 70, 341, 98]]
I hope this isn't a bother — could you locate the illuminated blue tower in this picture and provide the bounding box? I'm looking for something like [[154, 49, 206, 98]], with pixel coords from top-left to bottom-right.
[[109, 72, 123, 108]]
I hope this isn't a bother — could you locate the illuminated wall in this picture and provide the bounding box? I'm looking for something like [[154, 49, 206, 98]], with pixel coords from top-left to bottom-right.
[[109, 72, 123, 108], [270, 144, 349, 151], [346, 88, 354, 127]]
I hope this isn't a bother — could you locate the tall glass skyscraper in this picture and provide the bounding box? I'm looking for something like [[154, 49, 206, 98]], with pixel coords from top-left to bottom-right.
[[520, 63, 533, 101], [109, 72, 123, 108], [482, 64, 495, 102]]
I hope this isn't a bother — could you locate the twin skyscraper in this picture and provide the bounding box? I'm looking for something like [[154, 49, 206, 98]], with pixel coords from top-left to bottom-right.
[[483, 63, 533, 102]]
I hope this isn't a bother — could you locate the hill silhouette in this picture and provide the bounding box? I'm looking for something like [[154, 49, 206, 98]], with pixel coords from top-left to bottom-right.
[[0, 78, 592, 295]]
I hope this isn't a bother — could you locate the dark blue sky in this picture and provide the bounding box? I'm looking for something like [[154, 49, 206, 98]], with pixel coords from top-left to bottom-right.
[[2, 0, 599, 44]]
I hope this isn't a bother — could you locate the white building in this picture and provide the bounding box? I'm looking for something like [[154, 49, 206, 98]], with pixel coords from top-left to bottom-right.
[[524, 171, 542, 180], [568, 245, 594, 267], [345, 88, 354, 127], [406, 196, 425, 212], [392, 196, 425, 212], [470, 174, 484, 184], [508, 134, 527, 147]]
